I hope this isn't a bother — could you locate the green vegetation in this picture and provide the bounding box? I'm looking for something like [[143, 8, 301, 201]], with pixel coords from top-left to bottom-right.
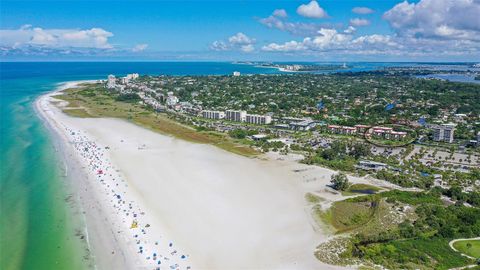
[[228, 128, 258, 139], [152, 73, 480, 136], [330, 172, 350, 191], [305, 192, 324, 204], [453, 239, 480, 258], [304, 140, 370, 171], [55, 84, 258, 157], [115, 93, 141, 102], [434, 185, 480, 207], [62, 108, 92, 118], [321, 190, 480, 269], [378, 189, 443, 205], [329, 199, 377, 233], [356, 238, 472, 270]]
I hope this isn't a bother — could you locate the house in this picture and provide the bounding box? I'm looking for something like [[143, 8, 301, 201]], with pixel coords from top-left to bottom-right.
[[327, 125, 357, 135], [250, 134, 268, 141], [354, 124, 370, 133], [355, 160, 388, 171], [289, 120, 317, 131]]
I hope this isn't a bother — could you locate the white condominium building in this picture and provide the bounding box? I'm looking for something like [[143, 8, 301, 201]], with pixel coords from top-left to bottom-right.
[[126, 73, 140, 80], [245, 114, 272, 125], [166, 95, 179, 106], [233, 71, 241, 76], [226, 110, 247, 122], [202, 110, 225, 120], [107, 74, 116, 88], [431, 123, 455, 143]]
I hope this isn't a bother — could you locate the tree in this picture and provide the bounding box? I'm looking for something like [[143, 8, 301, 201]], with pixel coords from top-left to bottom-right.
[[330, 172, 350, 191], [351, 143, 371, 159], [228, 129, 247, 139]]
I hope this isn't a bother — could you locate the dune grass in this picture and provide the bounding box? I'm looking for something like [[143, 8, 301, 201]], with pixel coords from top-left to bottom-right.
[[330, 200, 377, 233], [305, 192, 325, 204], [54, 84, 258, 157], [62, 108, 92, 118]]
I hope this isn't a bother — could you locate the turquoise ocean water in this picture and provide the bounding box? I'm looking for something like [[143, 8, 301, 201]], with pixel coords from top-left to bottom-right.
[[0, 61, 475, 269]]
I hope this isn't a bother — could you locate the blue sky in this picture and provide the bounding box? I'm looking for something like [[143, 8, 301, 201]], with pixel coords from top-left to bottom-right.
[[1, 0, 479, 61]]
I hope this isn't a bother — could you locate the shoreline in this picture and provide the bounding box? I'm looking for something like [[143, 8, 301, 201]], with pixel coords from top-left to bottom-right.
[[35, 81, 138, 270], [34, 80, 99, 268], [35, 80, 396, 270]]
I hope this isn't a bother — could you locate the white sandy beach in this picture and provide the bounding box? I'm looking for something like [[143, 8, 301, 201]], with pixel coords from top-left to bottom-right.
[[34, 82, 390, 270]]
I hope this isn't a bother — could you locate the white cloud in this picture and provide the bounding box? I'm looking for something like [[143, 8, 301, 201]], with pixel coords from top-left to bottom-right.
[[262, 40, 307, 52], [240, 44, 255, 53], [383, 0, 480, 41], [228, 32, 255, 45], [259, 9, 339, 36], [261, 24, 479, 58], [262, 28, 354, 52], [344, 26, 356, 34], [352, 34, 398, 48], [132, 43, 148, 52], [306, 28, 352, 49], [210, 32, 256, 53], [259, 0, 479, 58], [349, 18, 370, 27], [297, 1, 328, 19], [260, 0, 480, 57], [272, 9, 288, 18], [261, 27, 406, 55], [0, 25, 114, 49], [352, 7, 375, 15], [210, 40, 229, 51]]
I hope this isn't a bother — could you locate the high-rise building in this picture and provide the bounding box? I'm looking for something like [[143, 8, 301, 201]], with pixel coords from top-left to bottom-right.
[[106, 75, 116, 89], [431, 124, 455, 143], [245, 114, 272, 125], [126, 73, 140, 80], [233, 71, 241, 76], [202, 110, 225, 120], [225, 110, 247, 122]]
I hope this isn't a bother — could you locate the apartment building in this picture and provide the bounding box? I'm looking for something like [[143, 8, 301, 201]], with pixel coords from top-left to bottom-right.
[[245, 114, 272, 125], [202, 110, 225, 120], [431, 123, 455, 143], [225, 110, 247, 122]]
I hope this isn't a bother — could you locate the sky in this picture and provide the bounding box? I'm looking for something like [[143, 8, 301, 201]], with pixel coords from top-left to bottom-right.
[[1, 0, 479, 61]]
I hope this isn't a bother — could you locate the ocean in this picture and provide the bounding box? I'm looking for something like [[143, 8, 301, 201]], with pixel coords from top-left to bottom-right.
[[0, 61, 476, 270]]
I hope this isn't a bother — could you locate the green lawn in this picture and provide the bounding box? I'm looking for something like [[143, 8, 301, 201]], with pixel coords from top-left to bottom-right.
[[453, 239, 480, 259]]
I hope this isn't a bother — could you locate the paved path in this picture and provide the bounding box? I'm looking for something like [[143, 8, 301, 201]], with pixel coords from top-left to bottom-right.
[[448, 237, 480, 260]]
